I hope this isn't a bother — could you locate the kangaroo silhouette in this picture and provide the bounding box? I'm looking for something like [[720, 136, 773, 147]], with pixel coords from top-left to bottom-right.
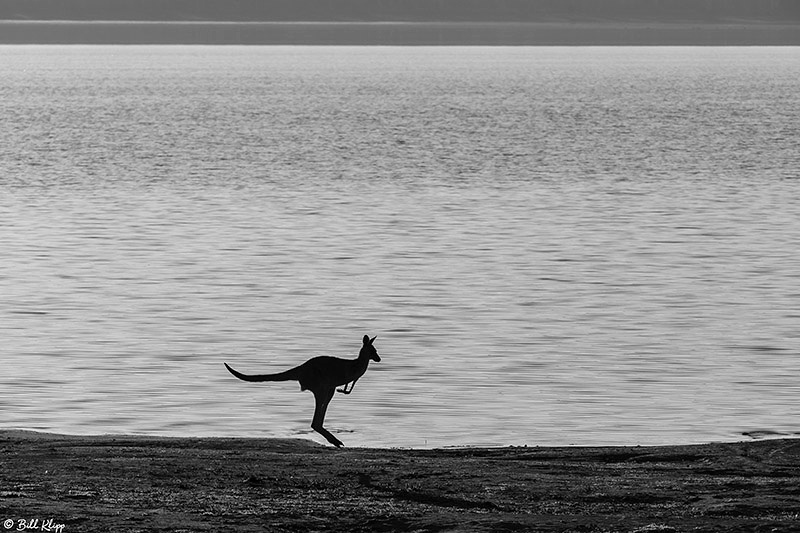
[[224, 335, 380, 447]]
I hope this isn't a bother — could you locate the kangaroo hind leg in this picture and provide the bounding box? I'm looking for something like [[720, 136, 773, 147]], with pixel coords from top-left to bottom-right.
[[311, 388, 343, 447]]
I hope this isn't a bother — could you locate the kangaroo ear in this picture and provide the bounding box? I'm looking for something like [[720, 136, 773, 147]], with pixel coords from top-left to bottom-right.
[[370, 335, 377, 344], [363, 335, 370, 345]]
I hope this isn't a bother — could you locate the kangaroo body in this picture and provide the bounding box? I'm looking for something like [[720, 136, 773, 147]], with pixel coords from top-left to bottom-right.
[[224, 335, 380, 447]]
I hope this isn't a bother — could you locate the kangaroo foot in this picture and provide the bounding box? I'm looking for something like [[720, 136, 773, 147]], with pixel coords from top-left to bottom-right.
[[312, 424, 344, 447]]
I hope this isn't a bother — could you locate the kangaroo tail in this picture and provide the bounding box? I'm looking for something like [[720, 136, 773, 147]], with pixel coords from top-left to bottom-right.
[[224, 363, 300, 383]]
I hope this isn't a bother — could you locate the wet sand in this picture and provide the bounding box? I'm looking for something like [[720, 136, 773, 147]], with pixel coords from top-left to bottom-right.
[[1, 431, 799, 532]]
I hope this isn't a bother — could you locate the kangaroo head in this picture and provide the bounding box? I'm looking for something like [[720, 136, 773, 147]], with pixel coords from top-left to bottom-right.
[[361, 334, 381, 362]]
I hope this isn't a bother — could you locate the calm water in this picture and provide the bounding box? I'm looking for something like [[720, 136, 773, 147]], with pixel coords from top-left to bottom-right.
[[2, 46, 799, 448]]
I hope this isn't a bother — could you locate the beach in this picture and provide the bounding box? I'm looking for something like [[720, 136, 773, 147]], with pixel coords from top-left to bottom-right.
[[1, 431, 798, 532]]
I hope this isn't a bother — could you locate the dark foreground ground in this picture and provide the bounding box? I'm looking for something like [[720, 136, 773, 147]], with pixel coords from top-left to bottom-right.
[[1, 431, 799, 533]]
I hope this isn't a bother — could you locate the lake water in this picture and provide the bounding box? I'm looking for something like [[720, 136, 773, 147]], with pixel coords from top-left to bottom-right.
[[2, 46, 799, 448]]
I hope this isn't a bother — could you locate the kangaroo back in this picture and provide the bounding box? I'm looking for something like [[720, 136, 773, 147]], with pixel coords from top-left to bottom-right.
[[224, 363, 300, 383]]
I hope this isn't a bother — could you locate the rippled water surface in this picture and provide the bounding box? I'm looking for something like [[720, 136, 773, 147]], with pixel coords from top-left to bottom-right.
[[2, 46, 799, 447]]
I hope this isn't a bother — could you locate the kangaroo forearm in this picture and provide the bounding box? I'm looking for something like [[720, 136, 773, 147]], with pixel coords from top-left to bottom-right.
[[337, 379, 358, 394]]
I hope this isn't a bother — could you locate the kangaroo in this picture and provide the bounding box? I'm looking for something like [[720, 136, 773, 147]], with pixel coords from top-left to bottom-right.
[[224, 335, 380, 447]]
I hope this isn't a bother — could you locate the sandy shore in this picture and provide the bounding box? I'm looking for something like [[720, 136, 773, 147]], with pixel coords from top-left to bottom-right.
[[1, 431, 798, 532]]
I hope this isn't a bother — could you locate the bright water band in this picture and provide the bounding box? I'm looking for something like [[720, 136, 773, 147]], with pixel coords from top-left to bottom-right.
[[2, 46, 799, 447]]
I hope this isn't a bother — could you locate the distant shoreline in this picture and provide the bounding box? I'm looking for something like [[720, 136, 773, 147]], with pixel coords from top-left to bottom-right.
[[2, 20, 799, 45]]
